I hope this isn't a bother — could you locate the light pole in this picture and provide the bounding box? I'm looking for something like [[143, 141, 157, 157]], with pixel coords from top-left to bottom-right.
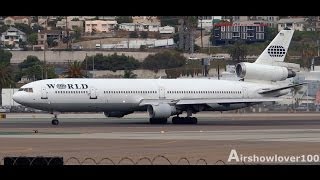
[[92, 55, 95, 78]]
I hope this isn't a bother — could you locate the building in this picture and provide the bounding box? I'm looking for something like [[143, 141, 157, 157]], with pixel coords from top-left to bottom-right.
[[56, 19, 84, 31], [4, 16, 31, 26], [197, 16, 219, 29], [159, 26, 175, 34], [212, 21, 267, 45], [255, 16, 279, 28], [132, 16, 160, 25], [1, 88, 20, 106], [33, 30, 62, 50], [278, 18, 306, 31], [85, 20, 117, 33], [1, 27, 27, 48], [232, 16, 279, 28], [119, 23, 161, 32]]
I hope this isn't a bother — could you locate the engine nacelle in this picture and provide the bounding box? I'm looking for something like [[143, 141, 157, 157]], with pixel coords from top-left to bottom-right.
[[104, 111, 133, 118], [236, 62, 296, 81], [147, 104, 177, 119]]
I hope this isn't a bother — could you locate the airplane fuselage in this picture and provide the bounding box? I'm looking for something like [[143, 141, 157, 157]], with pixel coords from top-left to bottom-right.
[[13, 78, 289, 113]]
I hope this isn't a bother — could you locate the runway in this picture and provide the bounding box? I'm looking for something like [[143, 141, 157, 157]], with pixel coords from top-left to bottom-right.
[[1, 113, 320, 164]]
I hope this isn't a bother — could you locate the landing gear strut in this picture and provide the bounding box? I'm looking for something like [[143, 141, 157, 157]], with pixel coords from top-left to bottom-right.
[[51, 114, 59, 125]]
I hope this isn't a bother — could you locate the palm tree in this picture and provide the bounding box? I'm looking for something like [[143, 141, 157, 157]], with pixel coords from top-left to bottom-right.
[[0, 64, 13, 106], [123, 70, 137, 78], [65, 61, 85, 78]]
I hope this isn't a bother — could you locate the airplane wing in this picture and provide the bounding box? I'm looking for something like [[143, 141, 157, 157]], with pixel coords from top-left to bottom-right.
[[139, 98, 281, 106], [175, 98, 281, 105], [258, 83, 306, 94]]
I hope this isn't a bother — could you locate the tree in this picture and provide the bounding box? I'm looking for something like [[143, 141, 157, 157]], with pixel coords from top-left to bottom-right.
[[227, 41, 248, 63], [72, 27, 82, 41], [0, 49, 12, 66], [47, 37, 58, 48], [82, 53, 140, 71], [142, 50, 186, 71], [31, 24, 44, 33], [14, 23, 33, 35], [140, 31, 148, 38], [265, 27, 278, 42], [158, 16, 179, 26], [0, 25, 9, 34], [123, 70, 137, 78], [129, 31, 139, 38], [18, 56, 44, 80], [65, 61, 85, 78], [27, 33, 38, 45], [116, 16, 133, 24]]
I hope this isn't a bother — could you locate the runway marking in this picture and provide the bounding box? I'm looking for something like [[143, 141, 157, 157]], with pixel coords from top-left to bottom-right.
[[1, 129, 320, 142], [0, 147, 33, 153]]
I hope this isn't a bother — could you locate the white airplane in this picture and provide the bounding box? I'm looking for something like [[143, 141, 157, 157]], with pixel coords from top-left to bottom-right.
[[13, 28, 302, 125]]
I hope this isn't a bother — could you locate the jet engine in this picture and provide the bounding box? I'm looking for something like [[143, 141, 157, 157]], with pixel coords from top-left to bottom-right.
[[104, 111, 133, 118], [147, 104, 177, 118], [236, 62, 296, 81]]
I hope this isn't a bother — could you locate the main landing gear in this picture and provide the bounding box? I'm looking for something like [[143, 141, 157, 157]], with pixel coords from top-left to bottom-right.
[[149, 118, 168, 124], [51, 114, 59, 125], [172, 116, 198, 124], [172, 109, 198, 124]]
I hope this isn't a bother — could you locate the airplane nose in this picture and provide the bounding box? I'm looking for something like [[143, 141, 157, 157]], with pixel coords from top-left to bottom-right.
[[12, 92, 23, 104]]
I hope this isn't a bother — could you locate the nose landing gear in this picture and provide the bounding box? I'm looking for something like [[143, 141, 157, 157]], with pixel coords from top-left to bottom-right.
[[51, 114, 59, 125]]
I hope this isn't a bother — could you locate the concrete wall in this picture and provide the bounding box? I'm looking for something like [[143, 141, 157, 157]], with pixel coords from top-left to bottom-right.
[[1, 88, 20, 106], [10, 51, 219, 64], [90, 68, 223, 79]]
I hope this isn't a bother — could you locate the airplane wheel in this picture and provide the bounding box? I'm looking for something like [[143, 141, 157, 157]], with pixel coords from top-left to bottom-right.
[[52, 119, 59, 125], [172, 117, 179, 124], [150, 118, 167, 124], [192, 117, 198, 124]]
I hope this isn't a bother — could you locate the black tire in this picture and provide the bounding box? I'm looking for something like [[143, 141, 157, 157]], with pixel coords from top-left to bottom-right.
[[172, 117, 179, 124], [150, 118, 167, 124], [52, 119, 59, 125], [191, 117, 198, 124]]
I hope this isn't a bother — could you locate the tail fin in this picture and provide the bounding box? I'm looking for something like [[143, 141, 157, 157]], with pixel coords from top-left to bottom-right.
[[254, 28, 294, 65]]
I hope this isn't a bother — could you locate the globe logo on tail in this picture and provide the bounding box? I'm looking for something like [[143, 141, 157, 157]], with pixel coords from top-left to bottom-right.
[[267, 45, 286, 57]]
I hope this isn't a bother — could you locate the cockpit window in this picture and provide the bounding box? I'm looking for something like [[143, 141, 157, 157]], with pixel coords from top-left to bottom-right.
[[18, 88, 33, 93]]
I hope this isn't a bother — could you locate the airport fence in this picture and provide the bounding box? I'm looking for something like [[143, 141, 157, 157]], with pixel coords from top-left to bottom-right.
[[0, 155, 232, 165], [2, 155, 306, 165]]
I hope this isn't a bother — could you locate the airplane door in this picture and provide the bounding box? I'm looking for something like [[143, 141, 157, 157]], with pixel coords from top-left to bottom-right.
[[242, 87, 249, 98], [41, 87, 48, 99], [90, 87, 97, 99], [159, 87, 165, 99]]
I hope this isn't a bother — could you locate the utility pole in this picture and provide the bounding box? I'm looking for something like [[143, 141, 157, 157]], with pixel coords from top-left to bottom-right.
[[200, 17, 203, 48], [66, 16, 69, 49], [92, 55, 95, 78], [178, 18, 184, 50], [85, 53, 88, 77], [43, 41, 47, 79]]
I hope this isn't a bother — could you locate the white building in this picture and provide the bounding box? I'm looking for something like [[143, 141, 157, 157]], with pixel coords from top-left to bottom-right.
[[119, 23, 160, 32], [1, 88, 20, 106], [278, 18, 306, 31], [159, 26, 175, 34], [198, 16, 223, 30], [1, 27, 27, 47], [85, 20, 117, 33]]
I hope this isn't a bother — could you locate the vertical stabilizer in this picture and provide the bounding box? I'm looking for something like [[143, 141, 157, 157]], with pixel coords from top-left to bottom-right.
[[254, 29, 294, 65]]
